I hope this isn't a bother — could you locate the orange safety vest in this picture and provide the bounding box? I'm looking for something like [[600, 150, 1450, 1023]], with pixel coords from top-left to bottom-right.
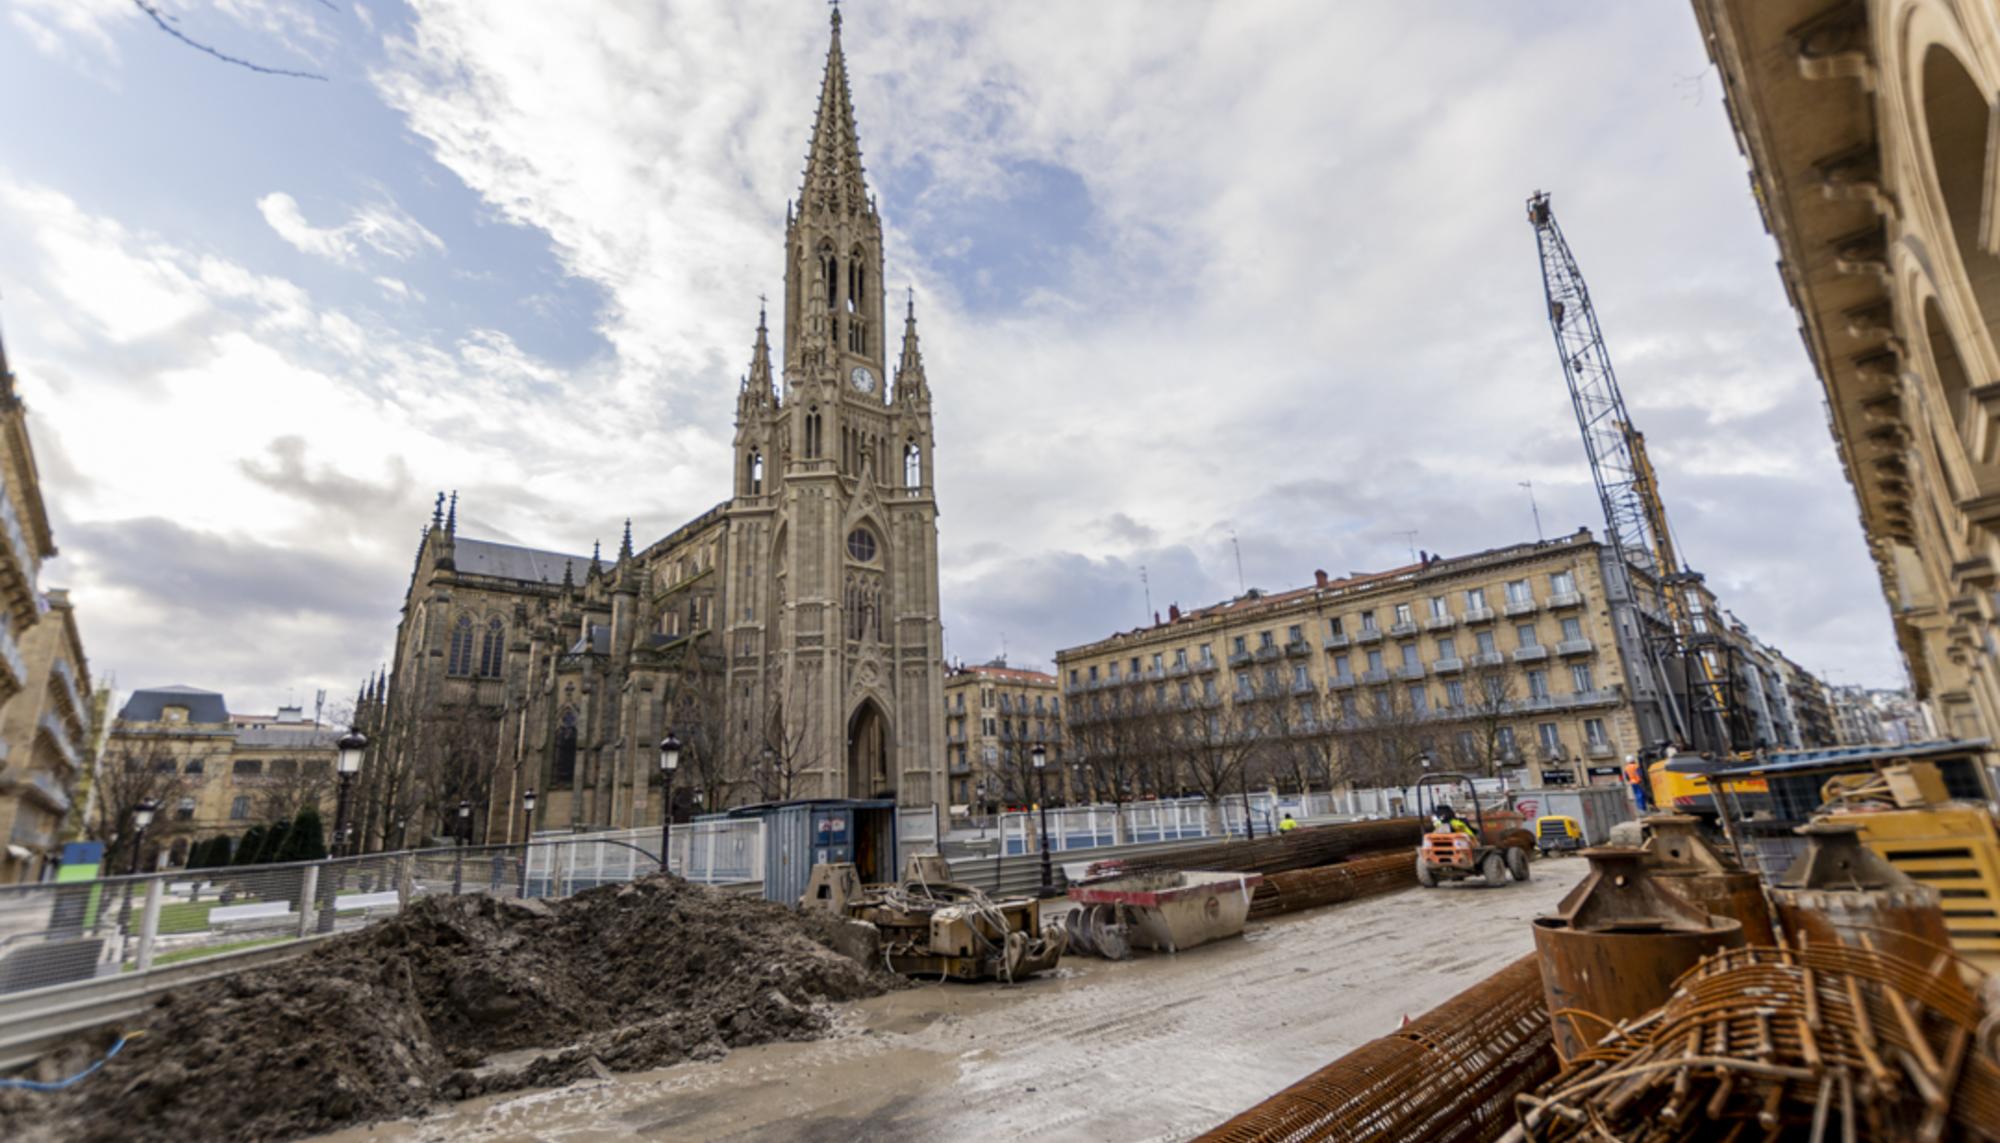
[[1623, 760, 1642, 786]]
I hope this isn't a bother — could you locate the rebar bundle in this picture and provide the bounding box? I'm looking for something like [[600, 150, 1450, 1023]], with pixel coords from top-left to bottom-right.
[[1104, 818, 1426, 881], [1194, 955, 1557, 1143], [1247, 852, 1416, 919], [1514, 943, 1999, 1142]]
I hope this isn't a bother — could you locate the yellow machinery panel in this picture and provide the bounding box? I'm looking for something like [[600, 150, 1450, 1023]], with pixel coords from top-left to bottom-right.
[[1852, 807, 2000, 972]]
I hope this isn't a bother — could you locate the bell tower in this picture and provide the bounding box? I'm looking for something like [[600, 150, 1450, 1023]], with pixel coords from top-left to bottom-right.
[[731, 8, 945, 808]]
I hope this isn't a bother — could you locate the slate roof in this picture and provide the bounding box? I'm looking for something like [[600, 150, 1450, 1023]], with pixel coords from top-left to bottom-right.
[[455, 537, 592, 585], [234, 726, 343, 749], [119, 685, 230, 724], [569, 624, 611, 655]]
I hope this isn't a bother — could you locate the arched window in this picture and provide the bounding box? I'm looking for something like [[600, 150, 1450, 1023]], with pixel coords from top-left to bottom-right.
[[1922, 46, 2000, 356], [903, 440, 922, 489], [478, 618, 505, 678], [554, 709, 578, 786], [447, 615, 475, 676], [747, 450, 764, 494], [805, 408, 822, 458]]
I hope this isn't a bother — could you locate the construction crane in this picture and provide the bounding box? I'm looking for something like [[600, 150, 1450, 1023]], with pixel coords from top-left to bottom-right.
[[1525, 191, 1735, 758]]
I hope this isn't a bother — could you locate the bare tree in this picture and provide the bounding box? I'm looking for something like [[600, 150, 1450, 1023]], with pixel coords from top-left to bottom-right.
[[89, 746, 192, 872], [659, 632, 734, 812], [1446, 659, 1518, 777], [1162, 689, 1261, 835], [750, 662, 825, 802], [1333, 684, 1432, 798], [406, 703, 505, 843], [254, 758, 334, 826]]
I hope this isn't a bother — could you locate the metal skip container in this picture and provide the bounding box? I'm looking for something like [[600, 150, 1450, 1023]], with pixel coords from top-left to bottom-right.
[[1769, 818, 1956, 969], [1641, 813, 1778, 946], [1066, 870, 1263, 957], [1531, 846, 1746, 1060]]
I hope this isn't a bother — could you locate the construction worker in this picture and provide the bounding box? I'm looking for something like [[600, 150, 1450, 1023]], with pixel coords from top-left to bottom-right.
[[1278, 812, 1298, 833], [1432, 804, 1476, 838], [1624, 755, 1650, 813]]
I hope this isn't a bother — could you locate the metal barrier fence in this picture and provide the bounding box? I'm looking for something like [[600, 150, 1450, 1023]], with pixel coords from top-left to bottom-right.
[[0, 819, 766, 998], [997, 791, 1343, 855]]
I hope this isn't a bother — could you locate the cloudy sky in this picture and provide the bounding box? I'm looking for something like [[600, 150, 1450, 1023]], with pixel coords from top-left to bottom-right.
[[0, 0, 1904, 715]]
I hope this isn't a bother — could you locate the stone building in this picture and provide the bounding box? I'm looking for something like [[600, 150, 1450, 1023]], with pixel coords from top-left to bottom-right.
[[1056, 529, 1822, 794], [0, 332, 91, 884], [941, 661, 1064, 812], [376, 11, 946, 845], [103, 686, 341, 861], [1691, 0, 2000, 743]]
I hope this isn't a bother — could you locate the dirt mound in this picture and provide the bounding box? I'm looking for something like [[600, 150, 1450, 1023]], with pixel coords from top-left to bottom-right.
[[1, 875, 899, 1143]]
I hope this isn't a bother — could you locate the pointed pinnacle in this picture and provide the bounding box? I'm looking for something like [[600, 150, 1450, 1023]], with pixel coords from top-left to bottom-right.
[[446, 491, 458, 534]]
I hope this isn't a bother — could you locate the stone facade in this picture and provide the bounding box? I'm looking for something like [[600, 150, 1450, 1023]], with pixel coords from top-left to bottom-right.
[[1059, 531, 1688, 792], [1691, 0, 2000, 744], [377, 13, 947, 844], [942, 662, 1064, 812], [0, 334, 90, 884], [103, 686, 341, 862]]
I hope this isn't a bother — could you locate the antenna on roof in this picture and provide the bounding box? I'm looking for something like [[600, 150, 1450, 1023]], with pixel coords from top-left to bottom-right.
[[1519, 480, 1545, 542], [1398, 530, 1420, 564], [1228, 530, 1246, 594], [1139, 565, 1152, 625]]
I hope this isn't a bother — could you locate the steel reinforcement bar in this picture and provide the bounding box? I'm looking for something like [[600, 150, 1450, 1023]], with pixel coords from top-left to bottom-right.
[[1194, 954, 1556, 1143], [1247, 852, 1416, 920]]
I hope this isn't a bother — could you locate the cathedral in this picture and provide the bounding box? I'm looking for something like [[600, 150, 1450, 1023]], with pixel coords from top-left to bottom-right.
[[375, 11, 947, 842]]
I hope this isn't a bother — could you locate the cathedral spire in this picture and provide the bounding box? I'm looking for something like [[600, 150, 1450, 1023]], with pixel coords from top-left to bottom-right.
[[896, 288, 927, 403], [799, 6, 870, 216], [446, 491, 458, 535], [744, 301, 775, 407], [432, 492, 445, 529], [619, 518, 633, 561]]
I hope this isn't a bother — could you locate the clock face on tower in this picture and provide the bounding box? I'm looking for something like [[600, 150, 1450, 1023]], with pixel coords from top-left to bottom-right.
[[850, 365, 876, 394]]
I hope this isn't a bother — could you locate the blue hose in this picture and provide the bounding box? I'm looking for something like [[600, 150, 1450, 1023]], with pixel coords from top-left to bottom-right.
[[0, 1032, 142, 1092]]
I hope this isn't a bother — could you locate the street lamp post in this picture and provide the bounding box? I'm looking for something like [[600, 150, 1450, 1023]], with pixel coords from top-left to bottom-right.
[[658, 732, 681, 874], [518, 788, 536, 899], [1032, 744, 1053, 896], [333, 729, 367, 858], [453, 800, 470, 895], [129, 800, 156, 875], [975, 781, 987, 839]]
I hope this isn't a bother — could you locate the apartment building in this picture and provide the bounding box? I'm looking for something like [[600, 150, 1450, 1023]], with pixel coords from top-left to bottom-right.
[[104, 686, 342, 863], [1056, 529, 1649, 793], [0, 334, 92, 883], [942, 660, 1064, 812], [1691, 1, 2000, 743]]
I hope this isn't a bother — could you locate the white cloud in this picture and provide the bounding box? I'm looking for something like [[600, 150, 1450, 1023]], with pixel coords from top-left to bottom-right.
[[257, 191, 445, 268]]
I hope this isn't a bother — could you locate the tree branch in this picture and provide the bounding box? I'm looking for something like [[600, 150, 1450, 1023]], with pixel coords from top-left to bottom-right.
[[131, 1, 328, 81]]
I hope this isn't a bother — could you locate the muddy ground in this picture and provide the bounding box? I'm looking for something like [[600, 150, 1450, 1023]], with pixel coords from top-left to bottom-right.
[[0, 876, 900, 1143], [313, 859, 1590, 1142]]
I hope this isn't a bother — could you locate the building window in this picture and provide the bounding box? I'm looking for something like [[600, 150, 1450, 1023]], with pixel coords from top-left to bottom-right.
[[1340, 693, 1359, 722], [1407, 685, 1428, 712], [748, 450, 764, 494], [1366, 648, 1385, 672], [1393, 603, 1413, 625], [1552, 570, 1575, 595], [1329, 617, 1344, 637], [1359, 610, 1378, 633], [1233, 636, 1248, 655], [554, 710, 579, 785], [903, 441, 921, 489], [232, 759, 263, 777], [1538, 722, 1562, 755], [1571, 663, 1594, 692], [1444, 680, 1465, 707], [1235, 671, 1253, 697], [1088, 666, 1099, 682], [1373, 690, 1393, 716], [1173, 648, 1188, 667], [479, 618, 506, 678], [1527, 669, 1550, 700], [1465, 587, 1487, 611], [1400, 643, 1420, 669], [1262, 666, 1279, 690], [185, 757, 205, 775], [175, 797, 196, 822], [1178, 681, 1192, 701], [1506, 580, 1532, 605], [448, 615, 476, 676], [1292, 664, 1309, 687], [1429, 595, 1449, 619], [1067, 670, 1077, 686], [1150, 653, 1164, 672], [1333, 653, 1350, 676], [229, 796, 250, 820], [153, 757, 176, 774], [1286, 624, 1302, 644], [1202, 677, 1217, 700], [1130, 656, 1141, 675], [1516, 624, 1539, 649], [1476, 630, 1498, 655], [847, 529, 878, 562], [1108, 664, 1121, 682], [1258, 631, 1274, 650], [271, 758, 298, 777], [1436, 635, 1457, 659], [1560, 617, 1584, 642], [1456, 730, 1476, 758], [1584, 718, 1609, 748], [1497, 726, 1517, 756]]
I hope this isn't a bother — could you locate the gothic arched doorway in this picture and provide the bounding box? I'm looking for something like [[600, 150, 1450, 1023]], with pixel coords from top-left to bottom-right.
[[846, 700, 892, 799]]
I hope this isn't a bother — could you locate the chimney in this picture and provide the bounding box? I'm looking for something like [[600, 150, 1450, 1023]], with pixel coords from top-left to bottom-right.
[[1168, 603, 1182, 621], [1418, 550, 1428, 564], [1314, 569, 1329, 588], [1153, 611, 1162, 626]]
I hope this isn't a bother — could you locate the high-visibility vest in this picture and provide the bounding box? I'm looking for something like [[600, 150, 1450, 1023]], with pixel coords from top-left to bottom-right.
[[1624, 760, 1642, 785], [1279, 817, 1297, 832]]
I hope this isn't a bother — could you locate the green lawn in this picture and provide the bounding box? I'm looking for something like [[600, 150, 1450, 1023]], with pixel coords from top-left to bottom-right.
[[126, 937, 293, 971]]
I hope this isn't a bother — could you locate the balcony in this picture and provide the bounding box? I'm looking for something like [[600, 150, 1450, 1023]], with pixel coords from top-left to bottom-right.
[[1328, 673, 1358, 690], [1143, 666, 1164, 681], [1388, 620, 1418, 638], [4, 765, 72, 814], [1168, 662, 1190, 677], [1463, 606, 1496, 624], [1512, 645, 1549, 663], [1586, 739, 1616, 759], [36, 710, 80, 773], [1254, 645, 1281, 663], [1556, 638, 1595, 657], [1430, 657, 1464, 674], [1504, 597, 1539, 618], [1468, 651, 1505, 668], [1355, 627, 1384, 644], [1228, 650, 1253, 668], [1284, 640, 1310, 658], [1194, 657, 1218, 673], [0, 619, 22, 705], [1360, 668, 1391, 684], [1290, 678, 1316, 695], [1394, 664, 1426, 681], [1424, 614, 1457, 632], [1323, 633, 1351, 650], [1549, 590, 1584, 609], [0, 494, 40, 628]]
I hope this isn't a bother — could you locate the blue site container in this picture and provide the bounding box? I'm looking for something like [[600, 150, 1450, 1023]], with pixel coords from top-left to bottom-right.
[[725, 798, 898, 903]]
